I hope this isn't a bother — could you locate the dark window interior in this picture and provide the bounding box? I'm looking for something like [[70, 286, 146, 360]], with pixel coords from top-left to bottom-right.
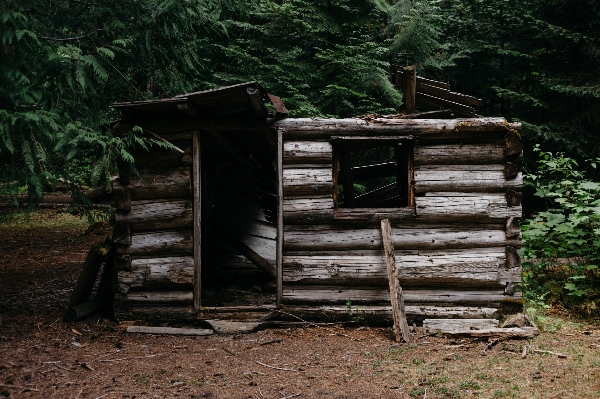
[[335, 140, 412, 208]]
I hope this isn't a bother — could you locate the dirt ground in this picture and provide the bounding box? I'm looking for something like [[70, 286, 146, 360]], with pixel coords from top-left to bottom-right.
[[1, 210, 599, 399]]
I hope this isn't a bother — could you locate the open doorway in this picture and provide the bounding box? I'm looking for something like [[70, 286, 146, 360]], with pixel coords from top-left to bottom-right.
[[199, 129, 278, 308]]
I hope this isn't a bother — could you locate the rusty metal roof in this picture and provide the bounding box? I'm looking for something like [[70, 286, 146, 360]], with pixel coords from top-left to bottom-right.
[[111, 81, 285, 122]]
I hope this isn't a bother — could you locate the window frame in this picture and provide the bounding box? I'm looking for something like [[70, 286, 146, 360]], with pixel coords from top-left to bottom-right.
[[331, 136, 415, 213]]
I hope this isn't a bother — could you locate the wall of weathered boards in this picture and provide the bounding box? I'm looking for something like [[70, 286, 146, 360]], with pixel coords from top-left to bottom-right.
[[107, 84, 523, 323], [275, 117, 523, 321]]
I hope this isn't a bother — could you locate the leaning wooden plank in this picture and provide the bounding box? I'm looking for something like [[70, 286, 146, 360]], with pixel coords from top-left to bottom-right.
[[282, 286, 520, 306], [283, 248, 506, 287], [283, 167, 333, 195], [64, 240, 112, 321], [283, 141, 332, 164], [284, 226, 519, 251], [115, 200, 193, 232], [416, 194, 522, 222], [381, 219, 410, 342], [275, 117, 509, 139], [125, 291, 194, 304], [414, 144, 506, 165], [423, 318, 499, 331], [117, 256, 194, 288], [116, 231, 193, 256], [228, 236, 276, 278], [112, 167, 192, 200], [436, 327, 540, 338], [127, 326, 213, 336]]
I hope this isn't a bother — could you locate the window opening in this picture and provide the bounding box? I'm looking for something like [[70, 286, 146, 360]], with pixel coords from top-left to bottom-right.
[[335, 139, 412, 208]]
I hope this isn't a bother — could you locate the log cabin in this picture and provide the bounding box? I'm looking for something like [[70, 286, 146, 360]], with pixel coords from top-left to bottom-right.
[[103, 81, 523, 325]]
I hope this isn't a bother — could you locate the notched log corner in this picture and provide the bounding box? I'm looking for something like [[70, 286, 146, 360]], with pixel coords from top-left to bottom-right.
[[505, 190, 522, 207], [112, 223, 132, 245], [505, 129, 523, 157]]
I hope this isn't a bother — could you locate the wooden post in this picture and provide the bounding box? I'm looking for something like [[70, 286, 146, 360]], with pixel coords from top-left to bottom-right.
[[381, 218, 410, 343], [192, 130, 201, 311], [339, 142, 355, 208], [276, 128, 284, 307], [403, 66, 416, 114]]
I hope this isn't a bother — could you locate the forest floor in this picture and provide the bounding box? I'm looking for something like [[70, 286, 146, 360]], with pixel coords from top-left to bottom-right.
[[0, 209, 599, 399]]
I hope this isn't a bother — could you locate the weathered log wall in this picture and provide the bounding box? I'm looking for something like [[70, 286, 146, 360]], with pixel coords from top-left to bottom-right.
[[111, 130, 277, 321], [275, 117, 522, 314]]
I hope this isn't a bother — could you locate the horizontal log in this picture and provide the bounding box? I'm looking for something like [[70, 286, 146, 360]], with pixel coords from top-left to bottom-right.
[[414, 144, 505, 165], [438, 327, 539, 338], [282, 286, 521, 306], [283, 207, 417, 224], [423, 318, 499, 331], [112, 168, 192, 201], [416, 83, 483, 108], [133, 142, 192, 170], [115, 200, 193, 232], [283, 196, 334, 212], [127, 326, 213, 336], [415, 194, 522, 222], [286, 305, 498, 322], [117, 256, 194, 288], [116, 231, 193, 256], [114, 305, 195, 321], [275, 118, 510, 140], [283, 167, 333, 195], [283, 248, 508, 287], [414, 165, 523, 193], [284, 226, 519, 251], [283, 141, 332, 164], [124, 290, 194, 304]]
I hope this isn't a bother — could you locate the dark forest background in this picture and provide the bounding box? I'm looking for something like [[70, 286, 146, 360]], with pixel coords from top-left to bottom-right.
[[2, 0, 598, 196]]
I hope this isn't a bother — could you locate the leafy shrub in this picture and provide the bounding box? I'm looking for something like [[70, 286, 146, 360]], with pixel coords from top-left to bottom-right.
[[521, 145, 600, 314]]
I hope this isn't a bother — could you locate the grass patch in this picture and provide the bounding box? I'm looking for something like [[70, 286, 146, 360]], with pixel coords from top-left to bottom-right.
[[0, 210, 88, 230]]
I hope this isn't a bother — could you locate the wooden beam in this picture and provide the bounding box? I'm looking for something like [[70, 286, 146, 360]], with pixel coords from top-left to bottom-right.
[[381, 219, 410, 343], [416, 92, 477, 117], [417, 83, 483, 108], [403, 66, 417, 114], [339, 142, 355, 207], [192, 130, 201, 311], [277, 129, 284, 306]]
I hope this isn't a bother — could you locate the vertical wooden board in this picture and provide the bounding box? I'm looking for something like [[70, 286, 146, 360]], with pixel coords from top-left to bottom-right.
[[193, 130, 201, 311], [277, 129, 284, 307]]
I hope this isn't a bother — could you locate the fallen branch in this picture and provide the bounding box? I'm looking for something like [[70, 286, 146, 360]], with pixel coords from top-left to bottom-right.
[[222, 348, 237, 356], [255, 361, 298, 372], [260, 339, 282, 346], [532, 349, 567, 358], [281, 394, 301, 399]]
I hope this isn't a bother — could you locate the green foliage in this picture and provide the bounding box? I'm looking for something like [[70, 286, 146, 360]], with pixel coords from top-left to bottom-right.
[[521, 146, 600, 314]]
